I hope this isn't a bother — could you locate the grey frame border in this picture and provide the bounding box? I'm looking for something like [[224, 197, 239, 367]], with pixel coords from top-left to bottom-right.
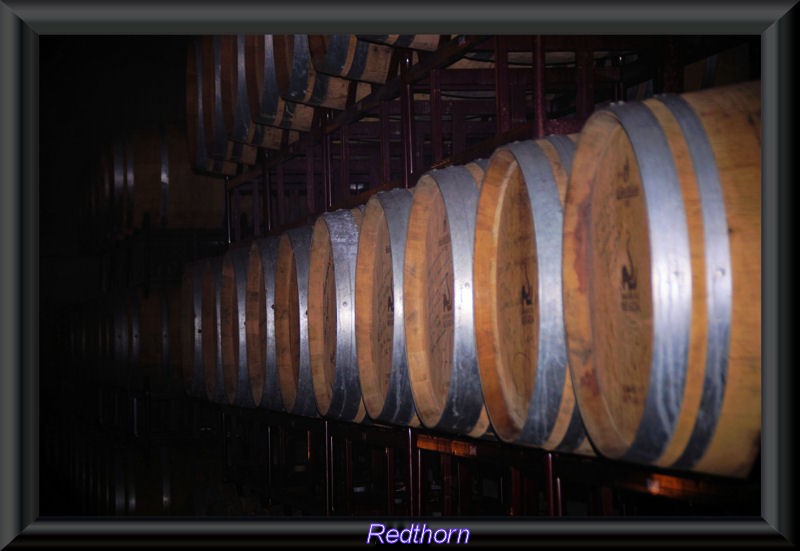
[[1, 1, 794, 547]]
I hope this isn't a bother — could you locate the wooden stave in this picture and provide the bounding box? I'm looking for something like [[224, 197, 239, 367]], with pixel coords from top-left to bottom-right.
[[562, 82, 761, 477], [221, 246, 256, 407], [355, 189, 420, 427], [246, 236, 284, 411], [185, 37, 209, 172], [244, 34, 316, 133], [404, 163, 489, 436], [357, 35, 441, 51], [128, 283, 182, 391], [308, 209, 363, 421], [112, 292, 131, 387], [199, 36, 238, 176], [201, 256, 227, 403], [473, 136, 592, 454], [273, 34, 371, 111], [309, 35, 393, 84], [181, 260, 206, 398], [275, 226, 318, 418], [186, 35, 242, 176]]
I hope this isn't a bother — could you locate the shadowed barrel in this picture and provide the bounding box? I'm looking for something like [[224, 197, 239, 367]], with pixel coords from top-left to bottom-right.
[[246, 236, 284, 411], [275, 226, 318, 417]]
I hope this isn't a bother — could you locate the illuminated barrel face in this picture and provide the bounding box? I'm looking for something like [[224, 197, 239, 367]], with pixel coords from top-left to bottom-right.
[[473, 136, 592, 454], [562, 81, 761, 477], [404, 162, 490, 437]]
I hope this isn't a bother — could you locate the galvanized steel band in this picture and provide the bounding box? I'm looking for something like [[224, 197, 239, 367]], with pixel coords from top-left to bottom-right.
[[375, 188, 417, 426], [318, 209, 361, 420], [253, 236, 283, 411], [427, 164, 485, 434], [657, 93, 732, 469], [608, 100, 692, 463]]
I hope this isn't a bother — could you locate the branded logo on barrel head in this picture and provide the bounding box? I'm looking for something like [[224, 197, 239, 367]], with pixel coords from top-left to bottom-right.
[[442, 287, 452, 312], [521, 283, 533, 306], [620, 236, 639, 312]]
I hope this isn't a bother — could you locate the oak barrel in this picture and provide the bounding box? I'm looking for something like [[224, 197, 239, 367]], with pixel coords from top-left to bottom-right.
[[220, 246, 256, 407], [404, 162, 491, 437], [356, 189, 420, 427], [562, 81, 761, 477], [273, 35, 371, 110], [246, 236, 284, 411], [275, 226, 318, 417], [181, 260, 205, 398], [185, 37, 237, 176], [245, 35, 316, 132], [473, 136, 593, 454], [201, 256, 227, 403], [309, 35, 393, 84], [308, 209, 364, 421]]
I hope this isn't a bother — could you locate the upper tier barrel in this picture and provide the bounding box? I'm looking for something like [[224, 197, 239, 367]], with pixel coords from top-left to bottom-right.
[[244, 34, 316, 133], [221, 246, 256, 407], [357, 35, 441, 51], [272, 35, 371, 110], [185, 37, 238, 176], [309, 35, 393, 84]]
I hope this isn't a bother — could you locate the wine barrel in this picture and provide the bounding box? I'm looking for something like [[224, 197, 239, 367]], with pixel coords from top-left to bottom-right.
[[97, 302, 111, 378], [273, 35, 371, 110], [404, 162, 491, 437], [201, 256, 227, 403], [358, 35, 441, 51], [128, 283, 182, 391], [308, 209, 363, 421], [181, 260, 205, 398], [100, 123, 225, 233], [246, 236, 284, 411], [473, 135, 592, 454], [275, 227, 318, 417], [349, 206, 369, 424], [111, 292, 131, 386], [193, 39, 255, 170], [186, 37, 237, 176], [356, 189, 420, 427], [562, 81, 761, 477], [309, 35, 393, 84], [245, 35, 316, 132], [220, 246, 256, 407], [248, 123, 301, 151]]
